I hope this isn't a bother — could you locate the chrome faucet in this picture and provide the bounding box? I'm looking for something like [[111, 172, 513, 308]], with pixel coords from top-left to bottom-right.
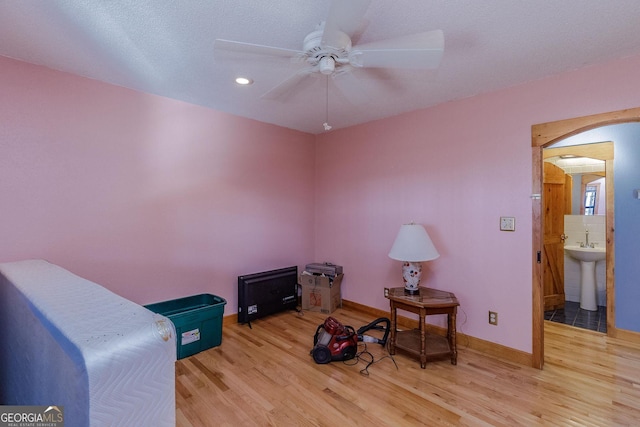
[[579, 229, 596, 248], [578, 229, 594, 248]]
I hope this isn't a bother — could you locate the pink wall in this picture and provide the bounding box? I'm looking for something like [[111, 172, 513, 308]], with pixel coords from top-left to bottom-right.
[[3, 50, 640, 354], [314, 54, 640, 353], [0, 56, 316, 312]]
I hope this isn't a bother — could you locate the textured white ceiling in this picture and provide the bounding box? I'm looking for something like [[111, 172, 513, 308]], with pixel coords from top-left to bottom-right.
[[1, 0, 640, 134]]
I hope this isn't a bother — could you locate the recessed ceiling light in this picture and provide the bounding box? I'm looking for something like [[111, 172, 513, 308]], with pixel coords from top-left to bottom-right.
[[235, 77, 253, 85]]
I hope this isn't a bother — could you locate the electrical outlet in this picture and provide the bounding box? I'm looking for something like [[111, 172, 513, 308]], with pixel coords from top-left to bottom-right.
[[384, 287, 389, 297], [500, 216, 515, 231], [489, 311, 498, 325]]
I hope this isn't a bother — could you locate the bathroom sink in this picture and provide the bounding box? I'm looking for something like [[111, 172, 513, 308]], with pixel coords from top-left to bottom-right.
[[564, 245, 606, 311], [564, 246, 606, 263]]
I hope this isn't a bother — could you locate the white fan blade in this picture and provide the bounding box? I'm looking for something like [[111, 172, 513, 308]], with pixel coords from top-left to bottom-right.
[[261, 68, 315, 100], [214, 39, 302, 58], [332, 69, 371, 105], [348, 30, 444, 69], [322, 0, 371, 49]]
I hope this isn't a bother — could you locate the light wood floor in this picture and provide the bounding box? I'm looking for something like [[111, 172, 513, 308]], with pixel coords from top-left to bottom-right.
[[175, 306, 640, 426]]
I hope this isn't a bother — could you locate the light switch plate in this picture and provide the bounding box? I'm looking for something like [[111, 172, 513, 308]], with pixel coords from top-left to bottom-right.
[[500, 216, 515, 231]]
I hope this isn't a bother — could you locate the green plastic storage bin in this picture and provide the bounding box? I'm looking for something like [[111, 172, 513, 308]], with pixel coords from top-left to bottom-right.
[[145, 294, 226, 359]]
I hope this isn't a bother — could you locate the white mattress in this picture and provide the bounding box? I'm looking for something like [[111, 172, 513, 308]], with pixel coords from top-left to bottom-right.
[[0, 259, 176, 427]]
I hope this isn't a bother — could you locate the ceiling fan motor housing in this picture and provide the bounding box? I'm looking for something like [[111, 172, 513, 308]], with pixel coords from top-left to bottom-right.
[[303, 27, 351, 73]]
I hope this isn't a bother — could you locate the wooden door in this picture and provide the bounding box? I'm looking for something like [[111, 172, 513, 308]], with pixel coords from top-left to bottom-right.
[[543, 162, 569, 311]]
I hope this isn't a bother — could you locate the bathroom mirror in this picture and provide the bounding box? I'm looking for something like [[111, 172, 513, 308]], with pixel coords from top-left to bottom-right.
[[543, 155, 606, 215], [562, 172, 606, 215]]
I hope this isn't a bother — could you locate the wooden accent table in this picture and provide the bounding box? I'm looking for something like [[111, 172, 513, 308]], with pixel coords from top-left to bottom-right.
[[386, 287, 459, 368]]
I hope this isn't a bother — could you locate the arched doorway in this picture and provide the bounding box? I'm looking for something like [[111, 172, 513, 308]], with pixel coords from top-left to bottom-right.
[[531, 107, 640, 369]]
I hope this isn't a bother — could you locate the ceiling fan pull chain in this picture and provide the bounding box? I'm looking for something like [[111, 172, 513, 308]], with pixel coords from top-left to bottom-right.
[[323, 75, 332, 131]]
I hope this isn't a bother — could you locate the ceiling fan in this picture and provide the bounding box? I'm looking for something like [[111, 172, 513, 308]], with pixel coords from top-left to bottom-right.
[[214, 0, 444, 129]]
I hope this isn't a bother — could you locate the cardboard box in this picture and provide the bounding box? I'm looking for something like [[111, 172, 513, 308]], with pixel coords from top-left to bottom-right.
[[300, 273, 343, 314]]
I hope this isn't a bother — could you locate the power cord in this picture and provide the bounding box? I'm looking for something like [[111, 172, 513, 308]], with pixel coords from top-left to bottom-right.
[[457, 306, 470, 348], [343, 341, 398, 376]]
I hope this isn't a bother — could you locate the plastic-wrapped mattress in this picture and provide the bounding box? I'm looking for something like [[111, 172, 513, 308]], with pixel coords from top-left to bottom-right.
[[0, 259, 176, 427]]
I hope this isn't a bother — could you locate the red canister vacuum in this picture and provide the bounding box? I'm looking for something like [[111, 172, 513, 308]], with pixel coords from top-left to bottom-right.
[[311, 316, 390, 364]]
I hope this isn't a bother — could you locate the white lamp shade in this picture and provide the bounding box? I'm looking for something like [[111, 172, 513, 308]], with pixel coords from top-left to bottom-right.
[[388, 223, 440, 262]]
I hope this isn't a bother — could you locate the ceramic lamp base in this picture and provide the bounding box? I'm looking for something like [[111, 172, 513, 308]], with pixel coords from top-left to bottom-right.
[[402, 261, 422, 294]]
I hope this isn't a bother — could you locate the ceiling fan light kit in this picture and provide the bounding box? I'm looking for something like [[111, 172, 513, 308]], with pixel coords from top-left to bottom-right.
[[319, 56, 336, 75]]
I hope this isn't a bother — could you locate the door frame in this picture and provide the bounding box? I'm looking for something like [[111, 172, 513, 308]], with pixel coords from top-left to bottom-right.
[[531, 107, 640, 369]]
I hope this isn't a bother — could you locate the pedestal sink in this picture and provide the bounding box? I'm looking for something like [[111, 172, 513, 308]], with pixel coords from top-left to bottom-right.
[[564, 246, 606, 311]]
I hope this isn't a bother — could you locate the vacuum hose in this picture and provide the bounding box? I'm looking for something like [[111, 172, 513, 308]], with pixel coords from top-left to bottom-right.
[[356, 317, 390, 346]]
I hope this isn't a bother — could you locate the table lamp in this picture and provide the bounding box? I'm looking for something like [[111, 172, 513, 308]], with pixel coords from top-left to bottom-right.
[[388, 223, 440, 295]]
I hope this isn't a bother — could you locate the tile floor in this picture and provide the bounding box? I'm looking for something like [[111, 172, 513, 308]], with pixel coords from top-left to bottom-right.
[[544, 301, 607, 333]]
